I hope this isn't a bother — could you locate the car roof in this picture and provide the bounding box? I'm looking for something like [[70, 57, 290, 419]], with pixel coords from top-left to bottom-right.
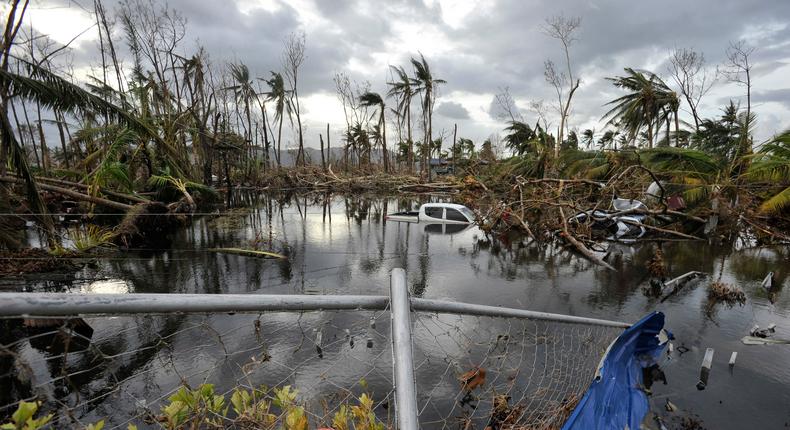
[[422, 203, 469, 210]]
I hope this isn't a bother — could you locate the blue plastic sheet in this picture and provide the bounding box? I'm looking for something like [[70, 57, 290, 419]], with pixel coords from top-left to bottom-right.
[[562, 311, 668, 430]]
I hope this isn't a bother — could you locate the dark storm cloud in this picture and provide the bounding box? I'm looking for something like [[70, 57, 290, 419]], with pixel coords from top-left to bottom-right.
[[29, 0, 790, 143], [435, 101, 470, 119], [755, 88, 790, 109]]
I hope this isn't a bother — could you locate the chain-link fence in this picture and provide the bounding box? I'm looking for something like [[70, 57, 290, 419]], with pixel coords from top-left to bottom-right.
[[0, 270, 628, 429]]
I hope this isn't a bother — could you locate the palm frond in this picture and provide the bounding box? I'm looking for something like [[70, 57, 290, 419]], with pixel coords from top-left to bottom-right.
[[759, 186, 790, 214]]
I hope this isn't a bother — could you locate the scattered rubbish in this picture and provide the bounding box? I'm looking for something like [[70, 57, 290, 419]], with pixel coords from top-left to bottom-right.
[[667, 195, 686, 211], [668, 342, 674, 354], [750, 323, 776, 338], [207, 247, 286, 259], [707, 281, 746, 306], [366, 336, 373, 348], [696, 348, 714, 390], [459, 366, 486, 392], [654, 415, 669, 430], [612, 195, 647, 212], [665, 399, 678, 412], [369, 316, 376, 329], [729, 352, 737, 367], [314, 329, 323, 358], [677, 344, 689, 354], [568, 209, 646, 240], [761, 272, 774, 290], [741, 336, 790, 345]]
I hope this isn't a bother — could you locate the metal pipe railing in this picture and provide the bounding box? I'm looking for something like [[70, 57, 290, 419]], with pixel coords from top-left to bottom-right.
[[411, 298, 630, 328], [0, 293, 390, 317], [389, 268, 419, 430], [0, 292, 629, 328]]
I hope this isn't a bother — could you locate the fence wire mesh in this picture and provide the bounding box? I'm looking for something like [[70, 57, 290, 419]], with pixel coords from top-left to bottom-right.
[[0, 308, 395, 429], [0, 305, 623, 429], [410, 312, 621, 429]]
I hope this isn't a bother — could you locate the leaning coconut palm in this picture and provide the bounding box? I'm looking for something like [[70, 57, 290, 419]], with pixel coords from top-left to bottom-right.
[[603, 68, 676, 149], [358, 91, 389, 172], [387, 65, 415, 172], [262, 72, 291, 168], [410, 53, 445, 178], [225, 63, 257, 163], [747, 130, 790, 214], [503, 121, 537, 156], [642, 147, 724, 204]]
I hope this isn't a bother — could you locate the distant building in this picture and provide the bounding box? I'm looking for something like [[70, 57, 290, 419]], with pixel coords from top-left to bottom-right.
[[429, 158, 453, 176]]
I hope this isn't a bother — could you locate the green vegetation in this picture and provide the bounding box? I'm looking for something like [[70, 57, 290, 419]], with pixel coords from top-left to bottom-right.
[[2, 384, 386, 430], [1, 0, 788, 254]]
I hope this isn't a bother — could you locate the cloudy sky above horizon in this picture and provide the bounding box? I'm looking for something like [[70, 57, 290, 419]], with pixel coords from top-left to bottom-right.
[[15, 0, 790, 149]]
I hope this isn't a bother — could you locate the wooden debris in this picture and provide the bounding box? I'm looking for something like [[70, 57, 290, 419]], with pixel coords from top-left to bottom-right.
[[207, 248, 286, 259]]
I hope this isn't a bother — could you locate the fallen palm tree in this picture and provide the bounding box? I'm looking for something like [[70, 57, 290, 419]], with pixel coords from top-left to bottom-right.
[[0, 176, 133, 211]]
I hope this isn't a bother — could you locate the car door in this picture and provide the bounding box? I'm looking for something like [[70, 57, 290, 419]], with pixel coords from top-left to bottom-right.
[[444, 208, 469, 224]]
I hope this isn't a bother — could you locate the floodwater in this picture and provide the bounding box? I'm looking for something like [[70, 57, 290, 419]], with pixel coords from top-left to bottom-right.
[[2, 192, 790, 429]]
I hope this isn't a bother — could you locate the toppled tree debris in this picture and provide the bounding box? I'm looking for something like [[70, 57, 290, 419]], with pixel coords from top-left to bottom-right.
[[707, 281, 746, 306], [115, 202, 183, 248], [0, 248, 78, 275]]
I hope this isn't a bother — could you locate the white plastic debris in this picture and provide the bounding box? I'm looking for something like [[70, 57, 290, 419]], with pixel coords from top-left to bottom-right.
[[761, 272, 774, 290], [697, 348, 714, 390], [729, 352, 737, 367]]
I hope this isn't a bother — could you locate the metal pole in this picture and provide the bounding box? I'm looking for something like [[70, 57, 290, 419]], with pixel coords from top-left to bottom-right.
[[389, 268, 419, 430], [0, 293, 630, 328], [0, 293, 390, 317], [411, 298, 630, 328]]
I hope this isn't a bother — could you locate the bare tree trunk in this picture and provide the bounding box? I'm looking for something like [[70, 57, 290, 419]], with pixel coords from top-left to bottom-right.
[[19, 98, 39, 168], [319, 133, 326, 172], [0, 176, 133, 211], [381, 108, 388, 173], [326, 123, 330, 168], [276, 114, 283, 168], [406, 100, 413, 174], [55, 110, 68, 168], [10, 101, 38, 168], [36, 101, 48, 173]]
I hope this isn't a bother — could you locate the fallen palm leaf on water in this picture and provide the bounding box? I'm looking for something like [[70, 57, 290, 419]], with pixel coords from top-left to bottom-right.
[[207, 248, 286, 259], [741, 336, 790, 345]]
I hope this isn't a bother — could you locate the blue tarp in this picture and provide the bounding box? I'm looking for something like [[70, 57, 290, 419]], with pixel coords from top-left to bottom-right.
[[561, 311, 668, 430]]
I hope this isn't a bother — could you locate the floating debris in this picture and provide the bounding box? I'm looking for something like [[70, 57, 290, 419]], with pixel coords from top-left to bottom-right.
[[729, 352, 738, 367], [750, 323, 776, 338], [665, 399, 678, 412], [658, 271, 706, 302], [207, 247, 286, 259], [761, 272, 774, 290], [741, 336, 790, 345], [696, 348, 714, 390]]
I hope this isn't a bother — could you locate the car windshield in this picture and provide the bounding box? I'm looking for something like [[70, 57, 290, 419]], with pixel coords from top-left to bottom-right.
[[459, 207, 475, 221]]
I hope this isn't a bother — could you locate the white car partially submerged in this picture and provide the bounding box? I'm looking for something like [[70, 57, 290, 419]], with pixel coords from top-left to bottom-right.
[[385, 203, 476, 224]]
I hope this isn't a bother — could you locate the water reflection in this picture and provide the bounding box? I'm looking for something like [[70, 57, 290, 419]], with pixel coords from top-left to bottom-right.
[[3, 191, 789, 428]]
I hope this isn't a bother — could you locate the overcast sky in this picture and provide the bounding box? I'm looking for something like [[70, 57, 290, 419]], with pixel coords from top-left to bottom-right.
[[16, 0, 790, 149]]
